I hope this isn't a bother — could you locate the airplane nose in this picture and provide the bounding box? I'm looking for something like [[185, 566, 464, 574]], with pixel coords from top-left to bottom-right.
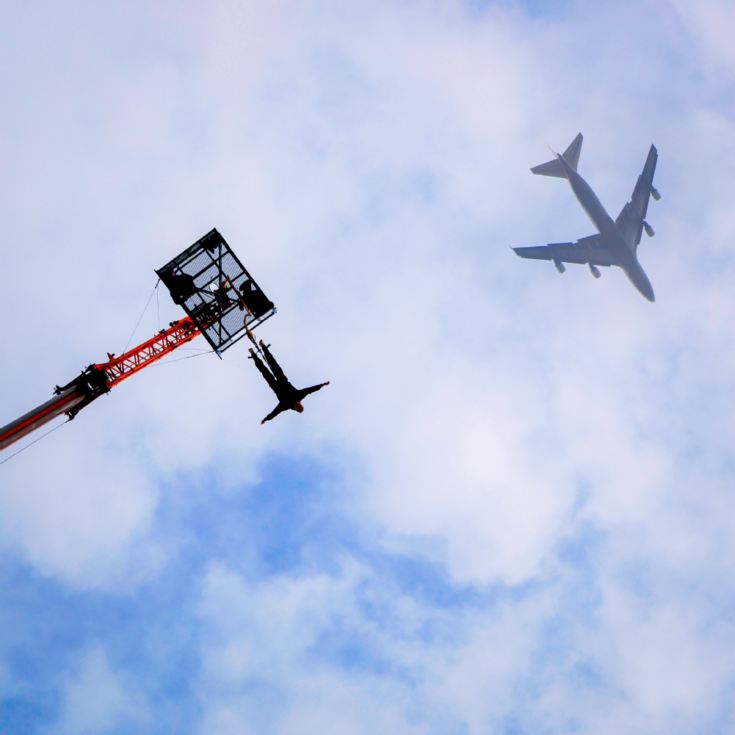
[[642, 281, 655, 302], [632, 265, 655, 302]]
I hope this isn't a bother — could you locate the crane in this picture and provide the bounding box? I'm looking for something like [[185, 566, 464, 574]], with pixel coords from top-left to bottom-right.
[[0, 317, 201, 452], [1, 228, 275, 456]]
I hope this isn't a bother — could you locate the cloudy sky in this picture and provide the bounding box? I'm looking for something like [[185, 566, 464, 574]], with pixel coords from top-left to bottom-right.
[[2, 1, 735, 733]]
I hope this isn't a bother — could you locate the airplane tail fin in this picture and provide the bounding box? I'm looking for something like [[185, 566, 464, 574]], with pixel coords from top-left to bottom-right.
[[530, 133, 583, 177]]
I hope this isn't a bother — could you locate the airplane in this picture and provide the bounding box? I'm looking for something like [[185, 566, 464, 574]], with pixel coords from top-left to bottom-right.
[[512, 133, 660, 301]]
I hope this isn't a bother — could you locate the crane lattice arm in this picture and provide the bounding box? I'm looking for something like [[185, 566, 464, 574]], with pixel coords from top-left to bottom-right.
[[0, 317, 201, 452], [92, 316, 200, 390]]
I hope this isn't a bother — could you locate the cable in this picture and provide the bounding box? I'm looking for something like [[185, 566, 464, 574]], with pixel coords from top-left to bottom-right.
[[0, 419, 67, 466], [156, 282, 161, 332], [123, 281, 160, 353], [146, 350, 215, 368]]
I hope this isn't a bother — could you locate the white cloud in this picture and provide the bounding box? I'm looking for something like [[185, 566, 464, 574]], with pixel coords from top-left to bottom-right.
[[195, 559, 555, 734], [0, 425, 159, 586], [669, 0, 735, 70], [2, 0, 735, 732], [54, 646, 146, 735], [594, 594, 731, 720]]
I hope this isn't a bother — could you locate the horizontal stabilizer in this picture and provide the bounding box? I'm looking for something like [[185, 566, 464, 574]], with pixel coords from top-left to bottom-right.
[[531, 132, 583, 178]]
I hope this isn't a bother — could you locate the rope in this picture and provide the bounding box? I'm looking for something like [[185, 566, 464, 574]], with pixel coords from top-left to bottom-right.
[[0, 419, 68, 466], [246, 328, 265, 358], [123, 281, 160, 353]]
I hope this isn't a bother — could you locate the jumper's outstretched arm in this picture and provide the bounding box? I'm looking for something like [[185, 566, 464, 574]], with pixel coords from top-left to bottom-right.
[[296, 381, 330, 399], [261, 403, 288, 424]]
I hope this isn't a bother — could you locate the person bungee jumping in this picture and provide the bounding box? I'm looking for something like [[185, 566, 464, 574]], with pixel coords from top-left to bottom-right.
[[249, 340, 329, 424]]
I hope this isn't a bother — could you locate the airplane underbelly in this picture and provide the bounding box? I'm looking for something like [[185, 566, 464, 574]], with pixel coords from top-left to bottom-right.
[[571, 177, 612, 234]]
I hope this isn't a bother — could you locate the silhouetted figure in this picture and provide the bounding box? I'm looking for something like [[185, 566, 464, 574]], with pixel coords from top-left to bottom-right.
[[212, 280, 233, 310], [239, 278, 275, 318], [249, 340, 329, 424]]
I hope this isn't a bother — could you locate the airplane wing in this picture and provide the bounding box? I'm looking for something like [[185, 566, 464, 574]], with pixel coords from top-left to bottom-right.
[[615, 144, 658, 249], [513, 234, 618, 267]]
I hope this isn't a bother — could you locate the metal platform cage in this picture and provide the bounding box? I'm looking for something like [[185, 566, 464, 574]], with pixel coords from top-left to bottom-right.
[[156, 229, 276, 355]]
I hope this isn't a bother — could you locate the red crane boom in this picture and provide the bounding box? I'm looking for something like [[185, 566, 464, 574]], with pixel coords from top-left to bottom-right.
[[0, 317, 201, 452], [93, 316, 200, 390]]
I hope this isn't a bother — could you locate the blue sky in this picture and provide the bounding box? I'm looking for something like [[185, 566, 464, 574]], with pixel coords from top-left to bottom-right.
[[2, 1, 735, 733]]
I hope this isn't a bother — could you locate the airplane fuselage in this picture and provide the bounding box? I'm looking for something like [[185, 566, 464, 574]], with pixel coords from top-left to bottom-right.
[[557, 154, 655, 302]]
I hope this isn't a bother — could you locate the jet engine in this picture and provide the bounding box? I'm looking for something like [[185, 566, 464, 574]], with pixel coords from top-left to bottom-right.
[[643, 221, 655, 237], [553, 259, 566, 274], [588, 263, 601, 279], [651, 186, 661, 201]]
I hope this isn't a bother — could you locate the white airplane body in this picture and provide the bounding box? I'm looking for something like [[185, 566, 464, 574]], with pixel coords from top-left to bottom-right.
[[513, 133, 660, 302]]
